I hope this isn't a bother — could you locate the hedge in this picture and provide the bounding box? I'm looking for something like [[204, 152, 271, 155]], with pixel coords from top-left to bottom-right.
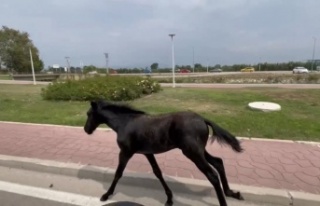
[[41, 75, 161, 101]]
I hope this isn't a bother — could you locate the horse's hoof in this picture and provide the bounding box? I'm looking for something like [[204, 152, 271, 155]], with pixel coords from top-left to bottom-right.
[[165, 201, 173, 206], [237, 192, 244, 200], [225, 190, 244, 200], [100, 193, 110, 202]]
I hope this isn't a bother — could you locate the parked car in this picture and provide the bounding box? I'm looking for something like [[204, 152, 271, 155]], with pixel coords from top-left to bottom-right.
[[210, 68, 222, 73], [179, 69, 191, 73], [241, 67, 255, 72], [88, 71, 98, 74], [292, 67, 309, 74]]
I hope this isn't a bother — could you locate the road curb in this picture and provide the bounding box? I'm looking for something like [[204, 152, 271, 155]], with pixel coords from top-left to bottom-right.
[[0, 121, 112, 131], [237, 136, 320, 145], [0, 154, 319, 206], [1, 121, 319, 144]]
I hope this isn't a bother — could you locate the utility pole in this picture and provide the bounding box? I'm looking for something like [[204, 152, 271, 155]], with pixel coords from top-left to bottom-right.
[[169, 34, 176, 88]]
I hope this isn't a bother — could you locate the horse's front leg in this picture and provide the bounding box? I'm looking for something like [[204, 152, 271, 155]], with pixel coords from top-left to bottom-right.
[[100, 150, 133, 202]]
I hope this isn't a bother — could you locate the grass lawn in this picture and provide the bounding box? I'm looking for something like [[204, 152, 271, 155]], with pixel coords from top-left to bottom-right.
[[0, 75, 11, 80], [0, 84, 319, 141]]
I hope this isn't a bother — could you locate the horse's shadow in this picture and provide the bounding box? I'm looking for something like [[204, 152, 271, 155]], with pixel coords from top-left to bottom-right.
[[77, 164, 217, 206]]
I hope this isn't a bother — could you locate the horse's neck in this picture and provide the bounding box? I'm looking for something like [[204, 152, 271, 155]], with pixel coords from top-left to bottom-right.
[[103, 112, 141, 132]]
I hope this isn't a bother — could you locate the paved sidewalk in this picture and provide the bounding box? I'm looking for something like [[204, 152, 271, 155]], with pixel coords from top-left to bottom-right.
[[0, 122, 319, 195]]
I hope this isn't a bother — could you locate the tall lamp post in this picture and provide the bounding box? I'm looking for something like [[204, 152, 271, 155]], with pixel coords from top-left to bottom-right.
[[169, 34, 176, 88], [29, 48, 36, 85], [311, 37, 317, 72], [192, 46, 195, 73], [65, 56, 71, 79], [104, 53, 109, 74]]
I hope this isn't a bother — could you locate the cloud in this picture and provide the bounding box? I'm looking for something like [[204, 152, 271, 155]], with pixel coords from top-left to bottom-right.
[[1, 0, 319, 68]]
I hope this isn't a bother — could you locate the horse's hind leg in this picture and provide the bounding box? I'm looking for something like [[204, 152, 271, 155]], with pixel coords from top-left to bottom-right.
[[204, 151, 244, 200], [100, 150, 133, 202], [182, 149, 228, 206], [145, 154, 173, 206]]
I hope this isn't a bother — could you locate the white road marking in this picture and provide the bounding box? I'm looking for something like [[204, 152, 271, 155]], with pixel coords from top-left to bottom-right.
[[0, 180, 116, 206]]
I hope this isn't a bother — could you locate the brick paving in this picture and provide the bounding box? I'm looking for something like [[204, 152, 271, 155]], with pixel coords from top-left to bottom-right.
[[0, 122, 320, 194]]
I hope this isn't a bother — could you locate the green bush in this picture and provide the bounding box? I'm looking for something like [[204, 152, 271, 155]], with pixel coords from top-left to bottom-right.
[[307, 74, 320, 83], [41, 76, 162, 101]]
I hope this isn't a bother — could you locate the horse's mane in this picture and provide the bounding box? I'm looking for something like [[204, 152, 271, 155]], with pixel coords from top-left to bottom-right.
[[97, 100, 147, 115]]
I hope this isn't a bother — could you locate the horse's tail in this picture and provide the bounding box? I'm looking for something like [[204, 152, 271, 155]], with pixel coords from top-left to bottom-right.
[[204, 118, 243, 153]]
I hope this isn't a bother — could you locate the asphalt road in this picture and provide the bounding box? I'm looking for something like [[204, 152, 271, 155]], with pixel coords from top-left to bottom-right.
[[0, 79, 50, 85], [0, 166, 281, 206], [1, 79, 319, 89], [108, 71, 293, 78], [0, 190, 77, 206], [160, 83, 320, 89]]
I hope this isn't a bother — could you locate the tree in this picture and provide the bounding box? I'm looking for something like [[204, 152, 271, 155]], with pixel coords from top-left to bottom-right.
[[194, 63, 202, 69], [214, 64, 221, 69], [83, 65, 98, 74], [0, 26, 43, 73], [150, 62, 158, 71]]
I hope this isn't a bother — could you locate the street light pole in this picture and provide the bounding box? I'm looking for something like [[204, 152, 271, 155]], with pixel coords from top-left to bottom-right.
[[29, 48, 36, 85], [169, 34, 176, 88], [104, 53, 109, 74], [192, 46, 195, 73], [80, 61, 84, 74], [65, 56, 70, 79], [311, 37, 317, 72], [259, 57, 261, 71]]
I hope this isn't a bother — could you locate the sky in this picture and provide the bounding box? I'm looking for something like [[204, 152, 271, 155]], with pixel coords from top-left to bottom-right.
[[1, 0, 320, 69]]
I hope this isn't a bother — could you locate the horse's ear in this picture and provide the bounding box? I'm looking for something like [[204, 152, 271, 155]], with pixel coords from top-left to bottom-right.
[[90, 101, 98, 110]]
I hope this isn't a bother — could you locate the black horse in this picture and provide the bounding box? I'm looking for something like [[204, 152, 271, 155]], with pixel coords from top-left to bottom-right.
[[84, 100, 244, 206]]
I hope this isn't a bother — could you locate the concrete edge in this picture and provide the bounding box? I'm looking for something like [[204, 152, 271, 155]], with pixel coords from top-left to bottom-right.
[[289, 191, 320, 206], [237, 136, 320, 146], [0, 121, 319, 145], [0, 121, 112, 131], [0, 154, 319, 206]]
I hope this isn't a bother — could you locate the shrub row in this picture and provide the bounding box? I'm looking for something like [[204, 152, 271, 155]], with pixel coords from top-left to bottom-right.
[[41, 75, 161, 101]]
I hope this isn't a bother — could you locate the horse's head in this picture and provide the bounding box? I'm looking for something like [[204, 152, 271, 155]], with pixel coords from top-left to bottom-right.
[[84, 101, 104, 134], [84, 100, 146, 134]]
